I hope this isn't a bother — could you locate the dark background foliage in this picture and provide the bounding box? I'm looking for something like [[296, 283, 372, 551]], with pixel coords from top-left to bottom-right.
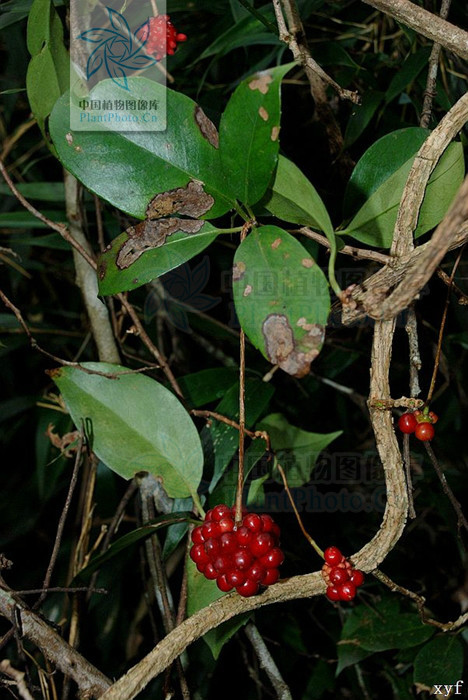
[[0, 0, 467, 698]]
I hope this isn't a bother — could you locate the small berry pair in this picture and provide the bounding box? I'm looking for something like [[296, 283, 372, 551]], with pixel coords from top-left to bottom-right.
[[136, 14, 187, 61], [189, 505, 284, 598], [398, 409, 438, 442], [322, 546, 364, 601]]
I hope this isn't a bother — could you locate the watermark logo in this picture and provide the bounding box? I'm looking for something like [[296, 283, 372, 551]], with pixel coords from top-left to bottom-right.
[[432, 681, 464, 697], [76, 7, 156, 91]]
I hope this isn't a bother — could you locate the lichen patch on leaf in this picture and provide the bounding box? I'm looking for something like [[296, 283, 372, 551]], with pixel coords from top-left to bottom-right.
[[243, 284, 253, 297], [271, 238, 282, 249], [233, 261, 246, 282], [262, 314, 324, 378], [194, 105, 219, 149], [249, 72, 273, 94], [258, 106, 269, 121], [301, 258, 314, 268], [146, 180, 214, 219], [116, 219, 204, 269]]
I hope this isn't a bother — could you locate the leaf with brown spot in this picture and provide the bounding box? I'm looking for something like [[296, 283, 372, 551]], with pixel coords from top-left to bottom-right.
[[116, 218, 204, 270], [146, 180, 215, 219], [219, 63, 295, 206], [194, 106, 219, 149], [233, 226, 330, 378]]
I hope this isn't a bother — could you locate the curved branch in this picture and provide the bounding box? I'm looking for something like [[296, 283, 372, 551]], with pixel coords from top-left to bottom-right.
[[361, 0, 468, 61]]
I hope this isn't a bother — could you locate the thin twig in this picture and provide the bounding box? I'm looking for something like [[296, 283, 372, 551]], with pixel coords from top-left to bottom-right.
[[402, 434, 416, 519], [0, 660, 35, 700], [420, 0, 452, 128], [298, 227, 391, 265], [35, 435, 84, 608], [244, 624, 293, 700], [191, 410, 270, 448], [374, 569, 468, 631], [423, 443, 468, 532], [426, 245, 465, 404], [436, 268, 468, 304]]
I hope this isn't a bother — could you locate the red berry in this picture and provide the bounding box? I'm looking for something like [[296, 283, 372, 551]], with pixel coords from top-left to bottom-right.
[[246, 563, 266, 583], [226, 570, 246, 587], [236, 579, 260, 597], [233, 549, 253, 570], [262, 568, 279, 585], [259, 547, 284, 568], [213, 555, 232, 574], [260, 514, 275, 533], [190, 544, 209, 566], [218, 517, 235, 533], [250, 533, 275, 558], [326, 586, 341, 601], [204, 537, 220, 557], [202, 521, 220, 539], [219, 532, 237, 554], [204, 509, 214, 521], [350, 570, 365, 587], [191, 526, 205, 544], [235, 526, 252, 546], [339, 582, 357, 601], [428, 411, 439, 424], [244, 513, 263, 533], [204, 563, 218, 580], [398, 412, 417, 434], [415, 422, 435, 442], [329, 567, 350, 585], [212, 504, 231, 521], [324, 546, 344, 566], [216, 574, 233, 592]]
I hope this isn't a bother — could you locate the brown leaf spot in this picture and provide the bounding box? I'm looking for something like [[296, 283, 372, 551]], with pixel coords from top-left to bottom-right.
[[116, 218, 203, 269], [258, 106, 269, 121], [271, 126, 280, 141], [98, 260, 107, 281], [146, 180, 214, 219], [249, 72, 273, 94], [301, 258, 314, 268], [232, 261, 246, 282], [194, 105, 219, 149], [271, 238, 282, 249], [262, 314, 324, 378], [243, 284, 253, 297]]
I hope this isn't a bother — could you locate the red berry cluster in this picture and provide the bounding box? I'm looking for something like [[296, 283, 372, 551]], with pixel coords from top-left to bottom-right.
[[322, 546, 364, 601], [137, 14, 187, 60], [189, 505, 284, 597], [398, 409, 438, 442]]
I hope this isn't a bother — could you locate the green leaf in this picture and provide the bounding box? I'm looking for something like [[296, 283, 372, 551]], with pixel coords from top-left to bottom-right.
[[0, 182, 65, 202], [0, 211, 65, 228], [341, 142, 464, 247], [178, 368, 239, 408], [50, 363, 203, 499], [343, 127, 429, 218], [385, 47, 432, 104], [233, 226, 330, 376], [199, 6, 279, 60], [344, 91, 384, 148], [219, 63, 295, 206], [263, 155, 334, 233], [49, 78, 234, 221], [413, 635, 464, 688], [77, 513, 194, 579], [206, 379, 274, 494], [186, 557, 251, 658], [26, 0, 69, 136], [97, 223, 220, 296], [339, 598, 434, 663], [258, 413, 341, 487]]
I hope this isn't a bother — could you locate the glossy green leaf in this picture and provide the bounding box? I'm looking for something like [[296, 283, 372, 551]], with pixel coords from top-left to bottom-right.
[[219, 63, 295, 206], [178, 368, 239, 408], [263, 155, 334, 234], [77, 512, 194, 579], [206, 379, 274, 494], [211, 439, 266, 508], [26, 0, 68, 135], [199, 5, 278, 60], [186, 557, 251, 657], [341, 142, 464, 247], [258, 413, 341, 487], [385, 47, 431, 104], [343, 127, 429, 218], [413, 635, 464, 688], [344, 91, 384, 148], [0, 211, 65, 228], [49, 78, 234, 221], [233, 226, 330, 377], [0, 182, 65, 202], [50, 363, 203, 499], [339, 598, 433, 663], [97, 223, 219, 296]]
